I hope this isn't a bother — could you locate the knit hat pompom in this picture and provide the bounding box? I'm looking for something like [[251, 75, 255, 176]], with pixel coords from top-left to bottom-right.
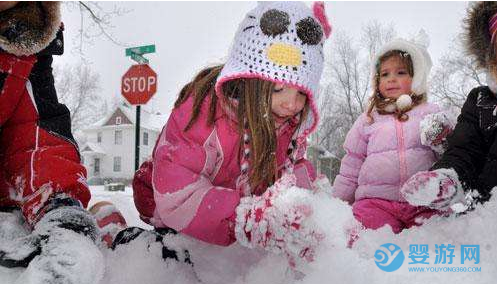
[[396, 94, 413, 111]]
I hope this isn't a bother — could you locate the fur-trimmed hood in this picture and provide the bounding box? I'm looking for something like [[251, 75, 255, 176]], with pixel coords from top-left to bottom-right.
[[371, 37, 432, 95], [464, 1, 497, 70], [0, 1, 61, 56]]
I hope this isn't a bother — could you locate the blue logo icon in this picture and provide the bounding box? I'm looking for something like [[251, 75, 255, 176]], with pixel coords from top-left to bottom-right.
[[374, 243, 405, 272]]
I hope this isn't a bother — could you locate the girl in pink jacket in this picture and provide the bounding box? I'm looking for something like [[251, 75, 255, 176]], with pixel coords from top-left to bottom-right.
[[333, 38, 452, 234], [93, 2, 332, 267]]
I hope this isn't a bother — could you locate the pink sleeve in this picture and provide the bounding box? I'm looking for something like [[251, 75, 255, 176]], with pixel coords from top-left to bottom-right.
[[332, 114, 368, 204], [152, 110, 240, 246]]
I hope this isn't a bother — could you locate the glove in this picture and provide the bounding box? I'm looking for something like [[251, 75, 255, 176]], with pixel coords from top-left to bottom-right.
[[89, 201, 127, 248], [401, 168, 466, 211], [0, 202, 104, 284], [235, 173, 324, 267], [420, 112, 455, 155]]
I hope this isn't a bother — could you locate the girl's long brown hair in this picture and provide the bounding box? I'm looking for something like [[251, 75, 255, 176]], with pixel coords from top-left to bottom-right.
[[175, 65, 306, 193], [366, 50, 426, 123]]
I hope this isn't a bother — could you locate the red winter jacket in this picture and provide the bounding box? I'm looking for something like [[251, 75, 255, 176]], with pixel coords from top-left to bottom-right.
[[0, 3, 90, 226]]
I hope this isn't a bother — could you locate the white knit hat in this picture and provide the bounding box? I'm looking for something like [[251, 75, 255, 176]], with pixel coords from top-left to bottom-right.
[[372, 34, 432, 95], [215, 1, 331, 138]]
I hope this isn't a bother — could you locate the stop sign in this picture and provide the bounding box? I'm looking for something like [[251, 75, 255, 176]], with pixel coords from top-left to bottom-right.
[[121, 64, 157, 105]]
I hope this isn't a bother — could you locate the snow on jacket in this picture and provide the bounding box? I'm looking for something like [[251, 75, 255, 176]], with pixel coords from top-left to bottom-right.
[[432, 86, 497, 203], [133, 94, 317, 246], [0, 2, 89, 226], [333, 102, 440, 204]]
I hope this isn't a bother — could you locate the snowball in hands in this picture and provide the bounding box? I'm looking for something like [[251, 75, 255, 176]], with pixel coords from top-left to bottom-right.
[[401, 168, 466, 211], [235, 174, 323, 266]]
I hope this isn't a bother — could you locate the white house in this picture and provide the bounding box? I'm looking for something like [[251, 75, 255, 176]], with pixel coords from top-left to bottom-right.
[[80, 104, 169, 184]]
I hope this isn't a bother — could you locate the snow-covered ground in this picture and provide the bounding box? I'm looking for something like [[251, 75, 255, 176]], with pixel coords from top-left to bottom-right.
[[1, 186, 496, 284]]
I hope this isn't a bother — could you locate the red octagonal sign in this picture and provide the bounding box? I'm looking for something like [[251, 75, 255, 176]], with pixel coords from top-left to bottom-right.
[[121, 64, 157, 105]]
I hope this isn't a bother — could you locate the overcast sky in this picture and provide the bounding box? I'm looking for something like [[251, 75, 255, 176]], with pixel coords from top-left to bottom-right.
[[55, 1, 470, 114]]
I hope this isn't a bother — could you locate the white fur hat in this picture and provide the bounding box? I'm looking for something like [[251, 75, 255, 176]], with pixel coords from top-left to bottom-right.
[[372, 35, 432, 95]]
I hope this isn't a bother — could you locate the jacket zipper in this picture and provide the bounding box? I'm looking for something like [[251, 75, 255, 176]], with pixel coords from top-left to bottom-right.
[[395, 119, 407, 185]]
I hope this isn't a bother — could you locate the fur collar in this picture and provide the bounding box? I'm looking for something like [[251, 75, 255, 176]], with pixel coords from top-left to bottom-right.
[[0, 2, 60, 56]]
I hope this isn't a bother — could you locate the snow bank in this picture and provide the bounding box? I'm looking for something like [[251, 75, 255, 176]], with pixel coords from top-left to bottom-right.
[[1, 187, 495, 284]]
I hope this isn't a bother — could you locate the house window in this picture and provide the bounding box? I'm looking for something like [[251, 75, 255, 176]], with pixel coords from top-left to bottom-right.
[[143, 132, 149, 146], [97, 132, 102, 143], [115, 130, 122, 145], [116, 116, 122, 125], [113, 156, 122, 172], [94, 158, 100, 174]]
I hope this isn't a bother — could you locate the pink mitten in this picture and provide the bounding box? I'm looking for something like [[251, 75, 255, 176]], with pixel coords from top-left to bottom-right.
[[401, 168, 465, 210], [235, 174, 323, 266], [420, 112, 455, 155]]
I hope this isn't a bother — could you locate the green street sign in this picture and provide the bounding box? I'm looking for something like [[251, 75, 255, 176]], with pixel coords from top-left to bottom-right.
[[125, 45, 156, 56], [130, 53, 149, 64]]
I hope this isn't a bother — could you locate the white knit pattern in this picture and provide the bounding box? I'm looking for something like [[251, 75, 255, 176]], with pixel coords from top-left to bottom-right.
[[216, 2, 326, 134], [216, 2, 328, 195]]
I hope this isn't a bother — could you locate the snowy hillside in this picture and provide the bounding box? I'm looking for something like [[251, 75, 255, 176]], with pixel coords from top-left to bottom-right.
[[0, 186, 495, 284]]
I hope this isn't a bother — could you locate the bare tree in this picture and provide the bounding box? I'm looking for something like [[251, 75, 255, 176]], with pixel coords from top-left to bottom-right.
[[430, 38, 485, 109], [315, 21, 396, 160], [360, 21, 397, 58], [62, 2, 130, 57], [54, 63, 107, 133], [53, 3, 129, 133]]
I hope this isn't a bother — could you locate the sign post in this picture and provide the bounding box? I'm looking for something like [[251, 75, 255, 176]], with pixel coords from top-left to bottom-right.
[[122, 45, 157, 171]]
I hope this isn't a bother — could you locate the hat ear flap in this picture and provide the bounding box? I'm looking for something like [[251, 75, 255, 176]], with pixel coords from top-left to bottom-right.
[[312, 1, 331, 39]]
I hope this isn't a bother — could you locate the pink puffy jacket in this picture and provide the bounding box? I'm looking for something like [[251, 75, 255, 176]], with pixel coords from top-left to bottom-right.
[[333, 103, 440, 204], [133, 94, 317, 246]]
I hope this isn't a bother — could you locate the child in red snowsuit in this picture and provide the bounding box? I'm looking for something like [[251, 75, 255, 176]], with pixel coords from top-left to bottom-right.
[[0, 3, 102, 283]]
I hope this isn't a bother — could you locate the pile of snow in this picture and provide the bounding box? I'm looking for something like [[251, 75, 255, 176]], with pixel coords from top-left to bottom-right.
[[307, 193, 497, 284], [1, 185, 496, 284]]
